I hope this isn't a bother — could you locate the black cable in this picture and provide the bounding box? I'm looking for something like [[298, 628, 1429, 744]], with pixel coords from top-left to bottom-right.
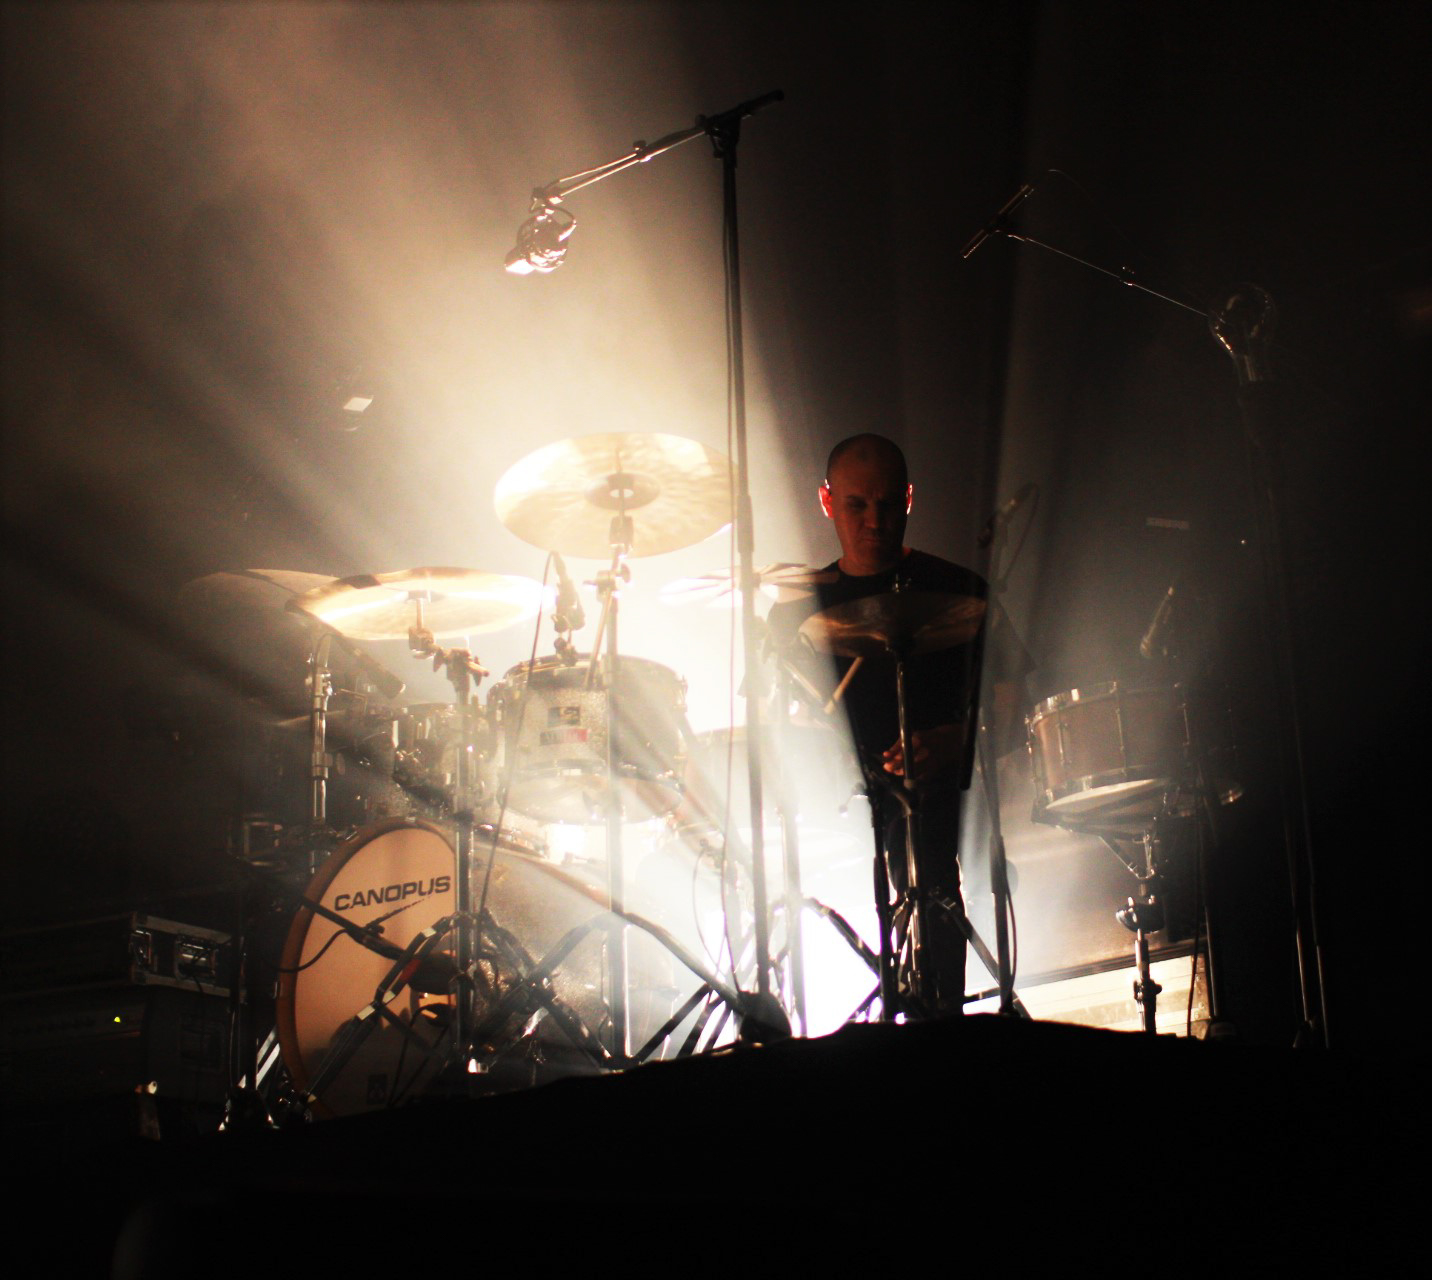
[[276, 898, 417, 975]]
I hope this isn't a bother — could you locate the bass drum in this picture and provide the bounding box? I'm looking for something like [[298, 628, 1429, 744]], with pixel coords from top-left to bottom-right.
[[276, 818, 679, 1117], [491, 655, 687, 824], [1027, 682, 1187, 824]]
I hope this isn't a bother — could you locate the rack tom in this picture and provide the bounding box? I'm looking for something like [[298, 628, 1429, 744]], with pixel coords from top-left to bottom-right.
[[491, 655, 687, 824]]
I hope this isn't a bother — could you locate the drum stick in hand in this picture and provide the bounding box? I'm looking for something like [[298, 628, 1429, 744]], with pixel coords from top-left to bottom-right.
[[824, 657, 863, 716]]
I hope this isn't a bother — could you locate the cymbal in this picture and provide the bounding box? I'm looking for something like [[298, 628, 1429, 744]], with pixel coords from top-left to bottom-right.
[[494, 432, 732, 558], [798, 590, 986, 659], [291, 567, 546, 641], [177, 569, 336, 614], [661, 563, 839, 608]]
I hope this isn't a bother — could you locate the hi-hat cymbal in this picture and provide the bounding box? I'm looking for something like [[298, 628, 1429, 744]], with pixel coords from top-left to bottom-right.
[[799, 590, 987, 659], [661, 563, 839, 608], [291, 567, 546, 641], [494, 432, 732, 558]]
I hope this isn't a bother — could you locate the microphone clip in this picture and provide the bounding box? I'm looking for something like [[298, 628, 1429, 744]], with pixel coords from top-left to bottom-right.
[[505, 199, 577, 275]]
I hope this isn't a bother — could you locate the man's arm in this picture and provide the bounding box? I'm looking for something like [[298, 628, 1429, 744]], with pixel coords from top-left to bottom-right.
[[880, 678, 1024, 782]]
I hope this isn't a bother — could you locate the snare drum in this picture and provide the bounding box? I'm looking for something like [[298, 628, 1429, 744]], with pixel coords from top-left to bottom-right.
[[1027, 683, 1187, 823], [491, 655, 687, 824]]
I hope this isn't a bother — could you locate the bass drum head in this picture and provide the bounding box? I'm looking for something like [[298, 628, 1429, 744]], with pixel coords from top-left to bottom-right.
[[276, 818, 677, 1117], [276, 820, 456, 1117]]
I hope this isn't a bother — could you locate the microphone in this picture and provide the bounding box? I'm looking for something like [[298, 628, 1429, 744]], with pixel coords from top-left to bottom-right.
[[977, 482, 1036, 548], [960, 183, 1036, 260], [551, 551, 586, 632], [1139, 580, 1178, 660], [504, 202, 577, 275]]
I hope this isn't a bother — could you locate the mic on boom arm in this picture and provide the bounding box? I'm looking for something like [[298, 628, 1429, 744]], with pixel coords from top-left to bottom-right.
[[551, 551, 586, 633], [1138, 578, 1179, 660], [960, 183, 1037, 261], [504, 200, 577, 275]]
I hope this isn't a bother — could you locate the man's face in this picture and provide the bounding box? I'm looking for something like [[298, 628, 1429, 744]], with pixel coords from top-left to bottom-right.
[[819, 453, 912, 576]]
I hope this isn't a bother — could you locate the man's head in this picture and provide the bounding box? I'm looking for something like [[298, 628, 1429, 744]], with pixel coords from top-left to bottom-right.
[[818, 434, 912, 576]]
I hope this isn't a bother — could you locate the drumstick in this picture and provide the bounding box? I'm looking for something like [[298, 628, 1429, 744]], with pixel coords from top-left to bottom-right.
[[824, 656, 863, 716]]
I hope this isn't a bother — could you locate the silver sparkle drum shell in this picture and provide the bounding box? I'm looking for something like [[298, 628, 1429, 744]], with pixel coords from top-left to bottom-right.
[[491, 655, 687, 824]]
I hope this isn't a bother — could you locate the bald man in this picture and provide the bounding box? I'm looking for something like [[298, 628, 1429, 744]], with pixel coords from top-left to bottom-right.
[[768, 434, 1029, 1013]]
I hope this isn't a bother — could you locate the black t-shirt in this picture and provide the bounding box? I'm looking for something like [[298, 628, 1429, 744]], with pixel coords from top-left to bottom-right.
[[767, 550, 997, 787]]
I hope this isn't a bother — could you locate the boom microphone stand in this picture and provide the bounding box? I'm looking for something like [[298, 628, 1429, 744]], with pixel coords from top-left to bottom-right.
[[963, 189, 1330, 1047], [505, 91, 789, 1037]]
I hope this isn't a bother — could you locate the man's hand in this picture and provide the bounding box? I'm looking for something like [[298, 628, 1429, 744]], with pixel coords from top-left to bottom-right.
[[882, 723, 966, 784]]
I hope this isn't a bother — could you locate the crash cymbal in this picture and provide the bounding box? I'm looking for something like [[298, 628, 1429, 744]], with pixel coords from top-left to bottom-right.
[[291, 567, 546, 641], [661, 563, 839, 608], [798, 590, 986, 659], [494, 432, 732, 558], [177, 569, 336, 615]]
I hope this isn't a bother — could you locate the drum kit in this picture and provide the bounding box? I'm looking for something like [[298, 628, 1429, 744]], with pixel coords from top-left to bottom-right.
[[196, 431, 909, 1122], [181, 430, 1237, 1122]]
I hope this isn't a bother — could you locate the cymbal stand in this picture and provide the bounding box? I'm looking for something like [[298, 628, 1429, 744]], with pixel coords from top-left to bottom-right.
[[583, 513, 634, 1062], [304, 631, 341, 877], [771, 662, 809, 1033], [890, 648, 935, 1010], [973, 713, 1019, 1016], [860, 641, 938, 1018], [407, 594, 490, 1073], [977, 510, 1020, 1016], [227, 629, 345, 1129]]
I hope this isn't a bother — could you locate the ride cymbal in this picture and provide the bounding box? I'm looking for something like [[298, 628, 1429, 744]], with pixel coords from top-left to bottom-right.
[[494, 432, 732, 558]]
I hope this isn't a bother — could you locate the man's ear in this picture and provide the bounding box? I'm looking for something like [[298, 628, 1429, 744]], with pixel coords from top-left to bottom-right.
[[905, 483, 914, 515], [819, 482, 834, 519]]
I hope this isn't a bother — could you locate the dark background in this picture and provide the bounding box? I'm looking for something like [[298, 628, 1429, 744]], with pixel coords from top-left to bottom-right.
[[3, 2, 1427, 1049]]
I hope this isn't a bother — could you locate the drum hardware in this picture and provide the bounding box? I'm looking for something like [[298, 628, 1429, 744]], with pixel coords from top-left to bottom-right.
[[283, 569, 542, 1098], [402, 592, 495, 1083], [307, 631, 336, 841], [495, 429, 788, 1038], [799, 585, 985, 1017], [767, 652, 817, 1031], [273, 818, 745, 1115], [495, 432, 774, 1053], [1115, 828, 1167, 1035], [1030, 670, 1241, 1033]]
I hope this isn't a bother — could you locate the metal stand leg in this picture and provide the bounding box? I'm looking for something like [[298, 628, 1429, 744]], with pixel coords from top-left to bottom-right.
[[1117, 830, 1166, 1035]]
